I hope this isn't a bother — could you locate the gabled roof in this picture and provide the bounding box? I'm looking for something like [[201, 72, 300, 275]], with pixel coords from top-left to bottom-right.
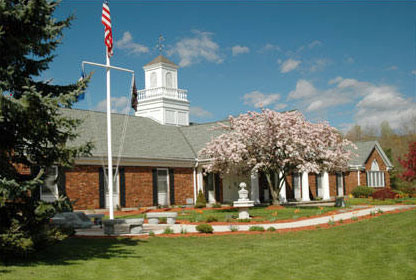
[[144, 55, 178, 67], [61, 108, 195, 161], [62, 109, 393, 168], [348, 141, 393, 168]]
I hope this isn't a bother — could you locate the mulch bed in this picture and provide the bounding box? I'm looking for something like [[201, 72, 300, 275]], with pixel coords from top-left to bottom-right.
[[73, 207, 414, 240]]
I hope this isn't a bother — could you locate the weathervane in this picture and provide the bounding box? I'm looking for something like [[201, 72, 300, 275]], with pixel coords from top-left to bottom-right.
[[156, 34, 165, 54]]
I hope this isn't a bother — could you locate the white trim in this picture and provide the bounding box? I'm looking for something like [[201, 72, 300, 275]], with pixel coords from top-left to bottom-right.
[[156, 168, 170, 206], [75, 157, 195, 168]]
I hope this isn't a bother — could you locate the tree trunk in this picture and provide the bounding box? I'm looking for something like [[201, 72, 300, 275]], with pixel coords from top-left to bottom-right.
[[265, 172, 279, 205]]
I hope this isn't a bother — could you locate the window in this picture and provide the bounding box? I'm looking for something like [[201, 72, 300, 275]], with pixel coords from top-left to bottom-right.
[[150, 72, 157, 88], [166, 72, 172, 88], [41, 166, 58, 201], [336, 172, 344, 196], [316, 173, 323, 197], [367, 171, 385, 187], [367, 160, 385, 187]]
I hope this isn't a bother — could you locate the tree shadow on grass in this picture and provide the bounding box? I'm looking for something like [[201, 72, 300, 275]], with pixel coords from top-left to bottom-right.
[[2, 237, 146, 267]]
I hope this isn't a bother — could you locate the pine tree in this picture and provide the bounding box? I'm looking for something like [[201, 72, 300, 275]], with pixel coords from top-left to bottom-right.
[[0, 0, 91, 258]]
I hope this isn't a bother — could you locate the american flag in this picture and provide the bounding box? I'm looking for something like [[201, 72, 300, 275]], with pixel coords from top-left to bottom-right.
[[102, 1, 113, 57]]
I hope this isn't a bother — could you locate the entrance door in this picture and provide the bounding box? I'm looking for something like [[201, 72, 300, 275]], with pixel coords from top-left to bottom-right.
[[157, 169, 169, 206], [105, 169, 120, 209]]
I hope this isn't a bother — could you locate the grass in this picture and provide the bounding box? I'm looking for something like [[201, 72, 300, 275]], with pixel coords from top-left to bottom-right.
[[111, 206, 339, 222], [2, 210, 415, 280], [346, 197, 416, 206]]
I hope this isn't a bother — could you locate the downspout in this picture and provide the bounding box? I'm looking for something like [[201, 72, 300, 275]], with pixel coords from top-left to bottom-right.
[[193, 159, 198, 204]]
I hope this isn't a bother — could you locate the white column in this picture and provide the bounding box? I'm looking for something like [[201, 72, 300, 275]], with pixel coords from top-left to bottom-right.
[[278, 172, 287, 204], [301, 172, 310, 202], [357, 170, 360, 186], [322, 171, 330, 200], [197, 168, 204, 192], [250, 171, 260, 204], [193, 167, 197, 204]]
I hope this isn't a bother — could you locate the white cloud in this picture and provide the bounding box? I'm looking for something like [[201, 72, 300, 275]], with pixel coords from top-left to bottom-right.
[[190, 106, 213, 118], [308, 40, 322, 49], [308, 58, 330, 72], [95, 96, 131, 114], [167, 30, 223, 67], [288, 77, 416, 129], [411, 70, 416, 75], [232, 45, 250, 56], [288, 80, 317, 99], [274, 103, 287, 111], [259, 43, 281, 53], [243, 90, 281, 108], [280, 58, 301, 73], [115, 32, 149, 54]]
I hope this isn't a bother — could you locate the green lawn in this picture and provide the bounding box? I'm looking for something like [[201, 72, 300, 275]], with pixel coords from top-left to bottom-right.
[[2, 210, 415, 280], [115, 206, 339, 223], [346, 197, 416, 206]]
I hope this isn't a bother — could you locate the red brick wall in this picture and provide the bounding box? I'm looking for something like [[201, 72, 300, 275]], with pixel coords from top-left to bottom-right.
[[65, 165, 194, 209], [309, 174, 318, 199], [124, 166, 153, 208], [66, 165, 100, 210], [173, 168, 194, 205], [344, 171, 358, 194]]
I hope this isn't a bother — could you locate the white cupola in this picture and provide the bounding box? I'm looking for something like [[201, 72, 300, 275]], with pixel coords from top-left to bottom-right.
[[135, 55, 189, 126]]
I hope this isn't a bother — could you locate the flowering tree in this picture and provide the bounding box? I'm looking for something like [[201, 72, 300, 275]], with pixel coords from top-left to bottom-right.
[[398, 142, 416, 182], [200, 109, 355, 204]]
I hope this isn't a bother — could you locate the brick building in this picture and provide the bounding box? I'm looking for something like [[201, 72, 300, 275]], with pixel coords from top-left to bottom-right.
[[41, 56, 393, 209]]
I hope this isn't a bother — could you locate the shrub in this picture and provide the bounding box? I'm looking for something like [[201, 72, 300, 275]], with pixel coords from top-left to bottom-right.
[[195, 190, 207, 209], [180, 227, 187, 234], [249, 226, 265, 232], [267, 227, 276, 232], [196, 224, 213, 234], [163, 227, 174, 234], [352, 186, 375, 198], [148, 230, 155, 237], [237, 218, 251, 223], [205, 215, 218, 223], [211, 203, 222, 208], [159, 217, 167, 224], [372, 188, 397, 200]]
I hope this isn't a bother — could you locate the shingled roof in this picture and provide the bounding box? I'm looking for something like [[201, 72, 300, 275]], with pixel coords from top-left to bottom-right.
[[348, 141, 393, 168], [144, 55, 178, 67], [62, 109, 392, 168]]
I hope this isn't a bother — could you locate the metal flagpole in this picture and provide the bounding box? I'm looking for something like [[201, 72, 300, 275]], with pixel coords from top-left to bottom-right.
[[81, 59, 134, 220], [106, 52, 114, 220]]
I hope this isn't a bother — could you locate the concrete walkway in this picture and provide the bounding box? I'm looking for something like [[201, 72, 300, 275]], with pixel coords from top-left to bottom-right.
[[75, 205, 414, 237]]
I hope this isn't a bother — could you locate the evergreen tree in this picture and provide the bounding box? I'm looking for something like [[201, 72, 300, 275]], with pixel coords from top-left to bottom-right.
[[0, 0, 91, 258]]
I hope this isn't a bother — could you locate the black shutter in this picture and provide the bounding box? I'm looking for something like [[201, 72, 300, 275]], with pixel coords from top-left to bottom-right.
[[169, 169, 175, 205], [99, 168, 105, 208], [214, 173, 221, 202], [152, 169, 158, 206], [120, 168, 126, 207], [203, 174, 209, 202], [57, 167, 66, 196]]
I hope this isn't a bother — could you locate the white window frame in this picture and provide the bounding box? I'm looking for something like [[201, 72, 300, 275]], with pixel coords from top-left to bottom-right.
[[41, 166, 59, 202]]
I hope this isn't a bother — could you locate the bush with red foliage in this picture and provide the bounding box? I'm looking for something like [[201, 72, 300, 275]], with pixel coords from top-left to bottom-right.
[[398, 142, 416, 182], [371, 188, 398, 200]]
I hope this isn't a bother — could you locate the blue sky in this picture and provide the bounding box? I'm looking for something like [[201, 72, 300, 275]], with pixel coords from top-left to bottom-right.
[[48, 1, 416, 132]]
